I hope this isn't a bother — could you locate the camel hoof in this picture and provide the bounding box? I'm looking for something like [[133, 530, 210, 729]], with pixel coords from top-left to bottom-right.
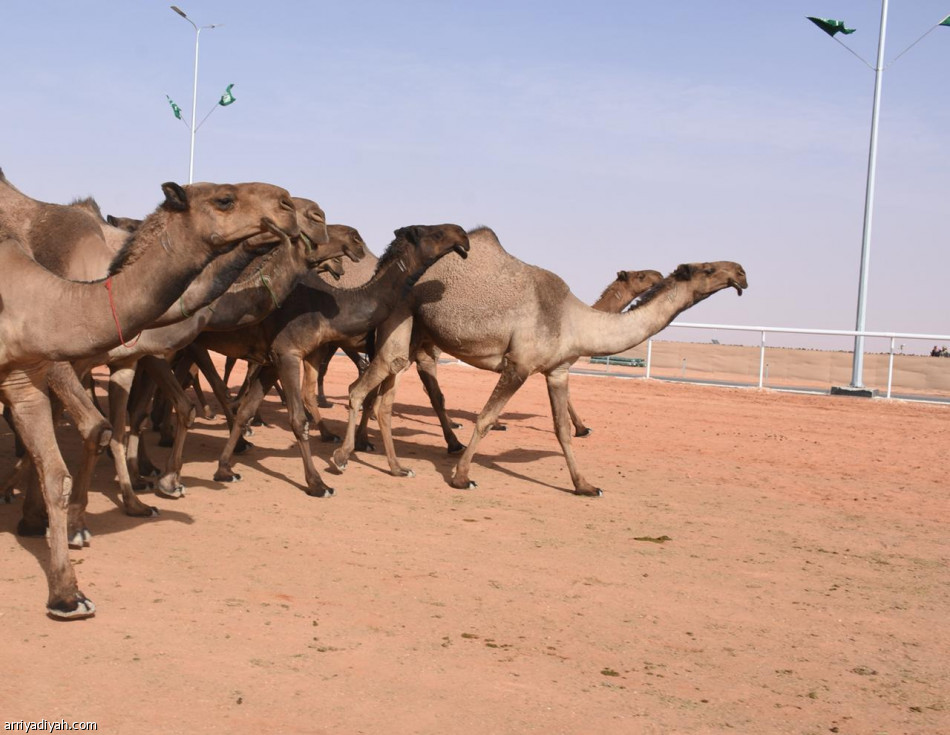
[[450, 422, 462, 430], [573, 488, 604, 497], [306, 484, 335, 498], [16, 517, 47, 537], [214, 469, 241, 483], [447, 442, 466, 455], [329, 453, 347, 473], [235, 438, 254, 455], [393, 468, 415, 478], [321, 433, 342, 444], [575, 428, 593, 438], [355, 440, 375, 453], [242, 425, 254, 438], [249, 416, 266, 427], [68, 528, 91, 549], [202, 406, 216, 420], [490, 424, 507, 432], [156, 484, 185, 499], [317, 399, 333, 409], [47, 593, 96, 621], [450, 478, 477, 490]]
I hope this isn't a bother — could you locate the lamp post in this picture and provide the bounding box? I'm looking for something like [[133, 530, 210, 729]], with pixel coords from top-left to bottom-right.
[[809, 6, 950, 396], [171, 5, 221, 184]]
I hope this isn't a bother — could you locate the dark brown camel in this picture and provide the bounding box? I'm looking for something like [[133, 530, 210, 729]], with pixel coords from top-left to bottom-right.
[[200, 224, 470, 498]]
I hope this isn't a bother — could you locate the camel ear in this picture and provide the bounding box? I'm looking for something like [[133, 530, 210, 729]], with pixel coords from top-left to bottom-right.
[[161, 182, 189, 212], [394, 225, 422, 246], [617, 271, 629, 281], [672, 264, 694, 281], [106, 215, 119, 227]]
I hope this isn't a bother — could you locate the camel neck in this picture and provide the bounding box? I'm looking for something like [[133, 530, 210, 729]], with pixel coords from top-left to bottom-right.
[[205, 242, 307, 330], [0, 221, 216, 363], [568, 278, 694, 358]]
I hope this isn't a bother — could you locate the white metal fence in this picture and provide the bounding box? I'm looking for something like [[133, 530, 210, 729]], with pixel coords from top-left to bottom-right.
[[596, 322, 950, 401]]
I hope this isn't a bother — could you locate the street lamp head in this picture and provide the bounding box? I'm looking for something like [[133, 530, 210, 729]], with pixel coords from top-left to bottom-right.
[[170, 5, 188, 19]]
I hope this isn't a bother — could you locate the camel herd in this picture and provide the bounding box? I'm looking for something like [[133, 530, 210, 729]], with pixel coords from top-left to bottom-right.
[[0, 167, 747, 620]]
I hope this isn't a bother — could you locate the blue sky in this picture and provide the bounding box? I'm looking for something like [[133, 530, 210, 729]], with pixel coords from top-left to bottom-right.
[[3, 1, 949, 352]]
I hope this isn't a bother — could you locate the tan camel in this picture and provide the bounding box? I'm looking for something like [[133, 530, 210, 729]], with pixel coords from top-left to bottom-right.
[[50, 198, 344, 547], [203, 224, 470, 498], [0, 180, 297, 619], [410, 267, 664, 447], [330, 227, 747, 495]]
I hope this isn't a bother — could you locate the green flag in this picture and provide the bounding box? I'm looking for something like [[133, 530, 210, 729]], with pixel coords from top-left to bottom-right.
[[166, 95, 182, 120], [807, 17, 856, 37], [940, 15, 950, 27], [219, 83, 236, 107]]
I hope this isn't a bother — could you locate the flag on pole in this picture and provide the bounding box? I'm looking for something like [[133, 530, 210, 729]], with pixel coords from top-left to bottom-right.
[[219, 84, 236, 107], [807, 17, 856, 37], [166, 95, 182, 120], [940, 15, 950, 27]]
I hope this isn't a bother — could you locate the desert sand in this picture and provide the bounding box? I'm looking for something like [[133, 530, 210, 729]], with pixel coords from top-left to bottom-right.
[[1, 352, 948, 734]]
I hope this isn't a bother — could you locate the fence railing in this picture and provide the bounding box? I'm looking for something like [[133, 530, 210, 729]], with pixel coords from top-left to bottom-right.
[[593, 322, 950, 400]]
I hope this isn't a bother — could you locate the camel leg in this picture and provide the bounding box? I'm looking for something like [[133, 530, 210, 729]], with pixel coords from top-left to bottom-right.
[[2, 369, 95, 619], [331, 312, 413, 472], [0, 454, 30, 502], [567, 397, 592, 438], [545, 366, 601, 496], [315, 347, 335, 409], [277, 353, 334, 497], [301, 353, 323, 422], [139, 355, 197, 499], [450, 362, 530, 490], [214, 365, 274, 484], [414, 346, 465, 453], [126, 366, 161, 483], [107, 364, 161, 518], [300, 349, 342, 443], [375, 372, 416, 477], [47, 362, 114, 546], [185, 345, 250, 453]]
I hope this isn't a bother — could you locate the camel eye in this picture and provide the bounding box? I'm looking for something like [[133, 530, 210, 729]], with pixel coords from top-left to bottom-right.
[[215, 196, 235, 210]]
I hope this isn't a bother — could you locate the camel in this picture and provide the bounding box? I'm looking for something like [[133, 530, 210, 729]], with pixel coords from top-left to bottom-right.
[[48, 198, 346, 547], [407, 267, 664, 447], [330, 227, 747, 495], [0, 179, 297, 619], [202, 223, 470, 498]]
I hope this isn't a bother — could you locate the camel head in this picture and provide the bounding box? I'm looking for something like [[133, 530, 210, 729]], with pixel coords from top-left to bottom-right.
[[290, 196, 330, 255], [159, 181, 298, 254], [671, 261, 747, 301], [314, 224, 370, 280], [391, 224, 470, 267]]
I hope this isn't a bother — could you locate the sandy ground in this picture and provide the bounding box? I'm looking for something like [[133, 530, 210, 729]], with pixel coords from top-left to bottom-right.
[[1, 358, 949, 735]]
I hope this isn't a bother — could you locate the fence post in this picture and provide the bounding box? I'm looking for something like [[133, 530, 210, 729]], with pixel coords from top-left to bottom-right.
[[886, 336, 895, 399], [605, 354, 611, 374], [758, 331, 766, 388], [646, 339, 653, 379]]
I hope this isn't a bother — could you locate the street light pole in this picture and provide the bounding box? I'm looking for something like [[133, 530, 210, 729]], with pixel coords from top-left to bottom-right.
[[811, 6, 949, 396], [849, 0, 889, 391], [171, 6, 220, 184]]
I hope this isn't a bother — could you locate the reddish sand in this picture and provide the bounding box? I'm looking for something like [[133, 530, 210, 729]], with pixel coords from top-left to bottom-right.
[[1, 359, 948, 734]]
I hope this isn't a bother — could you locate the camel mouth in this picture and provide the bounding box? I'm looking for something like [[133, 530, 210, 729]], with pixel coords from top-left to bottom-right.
[[452, 243, 469, 259], [728, 279, 745, 296]]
